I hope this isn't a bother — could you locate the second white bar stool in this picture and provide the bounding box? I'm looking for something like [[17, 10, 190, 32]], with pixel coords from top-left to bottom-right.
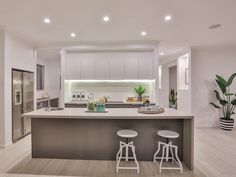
[[116, 129, 139, 174], [153, 130, 183, 174]]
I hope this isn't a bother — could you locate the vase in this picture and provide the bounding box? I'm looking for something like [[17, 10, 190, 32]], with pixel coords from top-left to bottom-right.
[[219, 118, 234, 131]]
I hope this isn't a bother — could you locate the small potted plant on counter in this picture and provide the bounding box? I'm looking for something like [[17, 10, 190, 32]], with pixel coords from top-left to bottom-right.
[[95, 98, 106, 112], [134, 85, 146, 102], [210, 73, 236, 131], [169, 89, 177, 109]]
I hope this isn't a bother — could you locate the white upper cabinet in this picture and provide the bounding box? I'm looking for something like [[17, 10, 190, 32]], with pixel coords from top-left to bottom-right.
[[65, 53, 81, 80], [65, 51, 154, 80], [94, 54, 110, 80], [80, 54, 94, 79], [110, 53, 125, 79], [139, 52, 153, 79], [124, 53, 139, 79]]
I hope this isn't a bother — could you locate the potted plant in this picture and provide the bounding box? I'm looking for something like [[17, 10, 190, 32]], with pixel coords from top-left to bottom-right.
[[210, 73, 236, 131], [169, 89, 177, 109], [134, 85, 146, 102]]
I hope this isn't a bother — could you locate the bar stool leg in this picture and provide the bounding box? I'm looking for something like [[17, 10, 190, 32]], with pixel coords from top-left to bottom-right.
[[159, 145, 167, 174], [131, 145, 139, 174], [169, 141, 174, 163], [174, 146, 183, 174], [116, 143, 123, 173], [116, 141, 122, 161], [153, 141, 161, 162], [125, 138, 129, 161]]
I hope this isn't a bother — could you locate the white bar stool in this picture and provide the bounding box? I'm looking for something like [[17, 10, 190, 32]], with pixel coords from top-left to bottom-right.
[[153, 130, 183, 174], [116, 129, 139, 174]]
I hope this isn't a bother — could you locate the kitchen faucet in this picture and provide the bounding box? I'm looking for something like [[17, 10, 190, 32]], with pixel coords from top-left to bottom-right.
[[47, 95, 51, 111]]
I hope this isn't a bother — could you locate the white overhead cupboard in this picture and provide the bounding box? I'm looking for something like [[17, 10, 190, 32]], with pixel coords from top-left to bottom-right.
[[65, 51, 155, 80]]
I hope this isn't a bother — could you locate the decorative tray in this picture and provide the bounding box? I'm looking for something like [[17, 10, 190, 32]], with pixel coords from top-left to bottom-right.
[[137, 107, 165, 114], [85, 109, 108, 113]]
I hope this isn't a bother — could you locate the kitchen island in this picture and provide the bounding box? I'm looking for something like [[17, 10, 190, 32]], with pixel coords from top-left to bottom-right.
[[23, 108, 194, 170]]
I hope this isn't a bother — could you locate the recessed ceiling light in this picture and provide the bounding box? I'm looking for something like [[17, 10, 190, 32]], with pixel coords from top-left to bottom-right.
[[160, 52, 164, 56], [164, 15, 172, 21], [43, 18, 51, 24], [208, 24, 222, 29], [141, 31, 147, 36], [70, 33, 76, 38], [103, 16, 110, 22]]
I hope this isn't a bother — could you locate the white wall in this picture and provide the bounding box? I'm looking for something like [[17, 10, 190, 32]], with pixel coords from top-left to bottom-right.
[[0, 28, 5, 146], [192, 45, 236, 127], [169, 66, 177, 91], [0, 30, 36, 147], [159, 48, 191, 113], [36, 58, 60, 99], [159, 61, 175, 108]]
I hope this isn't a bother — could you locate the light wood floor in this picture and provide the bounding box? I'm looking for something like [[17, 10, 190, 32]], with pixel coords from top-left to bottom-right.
[[0, 128, 236, 177], [8, 155, 206, 177], [195, 128, 236, 177]]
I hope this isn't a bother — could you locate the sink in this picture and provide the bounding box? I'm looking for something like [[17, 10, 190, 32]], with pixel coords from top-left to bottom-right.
[[45, 107, 64, 111]]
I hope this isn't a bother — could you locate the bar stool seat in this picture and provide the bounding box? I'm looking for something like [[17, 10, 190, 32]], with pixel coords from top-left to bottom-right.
[[153, 130, 183, 174], [116, 129, 139, 174], [157, 130, 179, 139], [117, 129, 138, 138]]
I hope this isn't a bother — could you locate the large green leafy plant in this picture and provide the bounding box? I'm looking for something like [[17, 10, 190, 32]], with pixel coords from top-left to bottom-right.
[[169, 89, 177, 105], [210, 73, 236, 119]]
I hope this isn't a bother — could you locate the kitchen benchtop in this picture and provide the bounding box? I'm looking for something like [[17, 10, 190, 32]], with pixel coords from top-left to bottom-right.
[[65, 101, 156, 105], [22, 108, 194, 119]]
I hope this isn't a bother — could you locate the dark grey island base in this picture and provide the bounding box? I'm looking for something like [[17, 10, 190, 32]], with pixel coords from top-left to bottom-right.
[[25, 108, 194, 170]]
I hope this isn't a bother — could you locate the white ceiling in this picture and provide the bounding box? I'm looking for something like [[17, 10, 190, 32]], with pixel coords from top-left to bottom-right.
[[0, 0, 236, 52]]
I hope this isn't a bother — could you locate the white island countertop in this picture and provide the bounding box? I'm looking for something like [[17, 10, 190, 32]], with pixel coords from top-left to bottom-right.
[[22, 108, 193, 119]]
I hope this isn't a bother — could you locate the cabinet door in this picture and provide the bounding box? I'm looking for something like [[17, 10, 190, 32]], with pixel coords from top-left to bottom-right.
[[124, 53, 139, 79], [80, 54, 94, 79], [94, 55, 110, 80], [65, 54, 81, 80], [139, 53, 153, 79], [110, 54, 125, 79]]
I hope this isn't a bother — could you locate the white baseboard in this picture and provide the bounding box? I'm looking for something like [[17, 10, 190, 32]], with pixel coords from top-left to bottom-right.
[[0, 141, 13, 148]]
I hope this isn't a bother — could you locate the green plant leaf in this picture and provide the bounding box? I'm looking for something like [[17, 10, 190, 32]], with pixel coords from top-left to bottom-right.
[[214, 90, 221, 100], [134, 85, 146, 96], [219, 100, 228, 106], [216, 75, 228, 87], [225, 93, 234, 96], [231, 99, 236, 105], [210, 102, 221, 109], [216, 79, 227, 94], [227, 73, 236, 86]]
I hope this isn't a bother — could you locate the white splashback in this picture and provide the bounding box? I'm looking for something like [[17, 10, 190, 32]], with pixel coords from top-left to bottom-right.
[[64, 80, 156, 103]]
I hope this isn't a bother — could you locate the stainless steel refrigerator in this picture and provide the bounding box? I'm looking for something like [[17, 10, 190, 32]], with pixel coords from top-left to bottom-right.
[[12, 69, 34, 143]]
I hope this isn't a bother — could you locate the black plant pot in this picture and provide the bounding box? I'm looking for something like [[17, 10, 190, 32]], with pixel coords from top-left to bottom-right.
[[219, 118, 234, 131]]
